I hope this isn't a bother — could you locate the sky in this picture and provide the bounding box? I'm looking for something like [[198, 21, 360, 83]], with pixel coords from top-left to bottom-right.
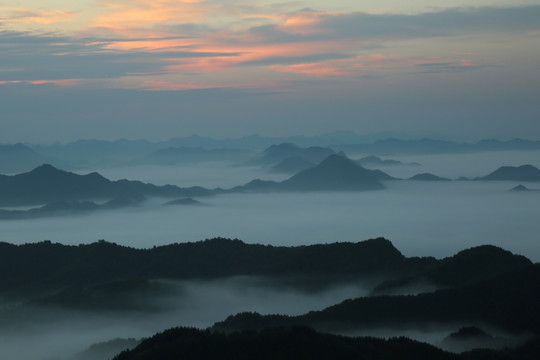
[[1, 1, 539, 143]]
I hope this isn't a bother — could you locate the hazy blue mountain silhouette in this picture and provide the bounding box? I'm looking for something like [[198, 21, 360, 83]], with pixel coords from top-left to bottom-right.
[[357, 155, 402, 166], [477, 165, 540, 181], [511, 184, 530, 192], [0, 164, 216, 206], [0, 143, 44, 173], [357, 155, 420, 168], [336, 138, 540, 155], [147, 146, 248, 164], [268, 156, 315, 173], [163, 197, 201, 206], [249, 143, 336, 165], [408, 173, 451, 181], [280, 154, 385, 191]]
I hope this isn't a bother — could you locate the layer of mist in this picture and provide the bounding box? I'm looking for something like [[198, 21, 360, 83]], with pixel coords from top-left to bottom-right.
[[0, 277, 375, 360], [1, 179, 538, 261]]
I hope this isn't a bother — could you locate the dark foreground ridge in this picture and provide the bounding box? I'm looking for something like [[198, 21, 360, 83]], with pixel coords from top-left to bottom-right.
[[213, 264, 540, 334], [0, 237, 532, 311], [0, 237, 405, 295], [112, 326, 540, 360], [113, 326, 458, 360], [1, 237, 538, 359]]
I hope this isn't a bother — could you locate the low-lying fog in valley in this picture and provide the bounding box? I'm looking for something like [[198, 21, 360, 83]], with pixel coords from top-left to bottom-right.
[[2, 151, 539, 261], [0, 277, 378, 360], [1, 150, 539, 360]]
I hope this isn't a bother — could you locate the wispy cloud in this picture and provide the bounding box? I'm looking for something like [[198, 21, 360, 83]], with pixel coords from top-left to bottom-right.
[[0, 7, 75, 25], [1, 5, 538, 91]]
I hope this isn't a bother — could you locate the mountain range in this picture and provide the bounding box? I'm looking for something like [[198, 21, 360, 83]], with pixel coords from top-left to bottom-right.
[[0, 164, 214, 207], [3, 134, 539, 173]]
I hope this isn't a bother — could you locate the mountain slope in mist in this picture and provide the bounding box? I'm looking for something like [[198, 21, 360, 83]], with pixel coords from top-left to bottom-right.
[[477, 164, 540, 181], [214, 263, 540, 334]]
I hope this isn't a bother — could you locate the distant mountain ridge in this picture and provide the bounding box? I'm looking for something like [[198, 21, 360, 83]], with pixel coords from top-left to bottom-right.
[[0, 164, 215, 206], [476, 164, 540, 181], [20, 135, 540, 172], [0, 143, 44, 173], [335, 138, 540, 155], [246, 143, 336, 166]]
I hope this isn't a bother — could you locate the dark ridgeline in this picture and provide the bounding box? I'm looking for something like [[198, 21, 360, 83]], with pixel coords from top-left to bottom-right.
[[0, 237, 405, 295], [111, 326, 540, 360], [112, 326, 460, 360], [373, 244, 532, 294], [476, 164, 540, 181], [213, 264, 540, 334]]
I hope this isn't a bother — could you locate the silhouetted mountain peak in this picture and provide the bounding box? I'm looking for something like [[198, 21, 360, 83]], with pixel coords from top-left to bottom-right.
[[29, 163, 61, 174], [316, 153, 355, 169], [281, 154, 384, 191], [18, 164, 78, 182]]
